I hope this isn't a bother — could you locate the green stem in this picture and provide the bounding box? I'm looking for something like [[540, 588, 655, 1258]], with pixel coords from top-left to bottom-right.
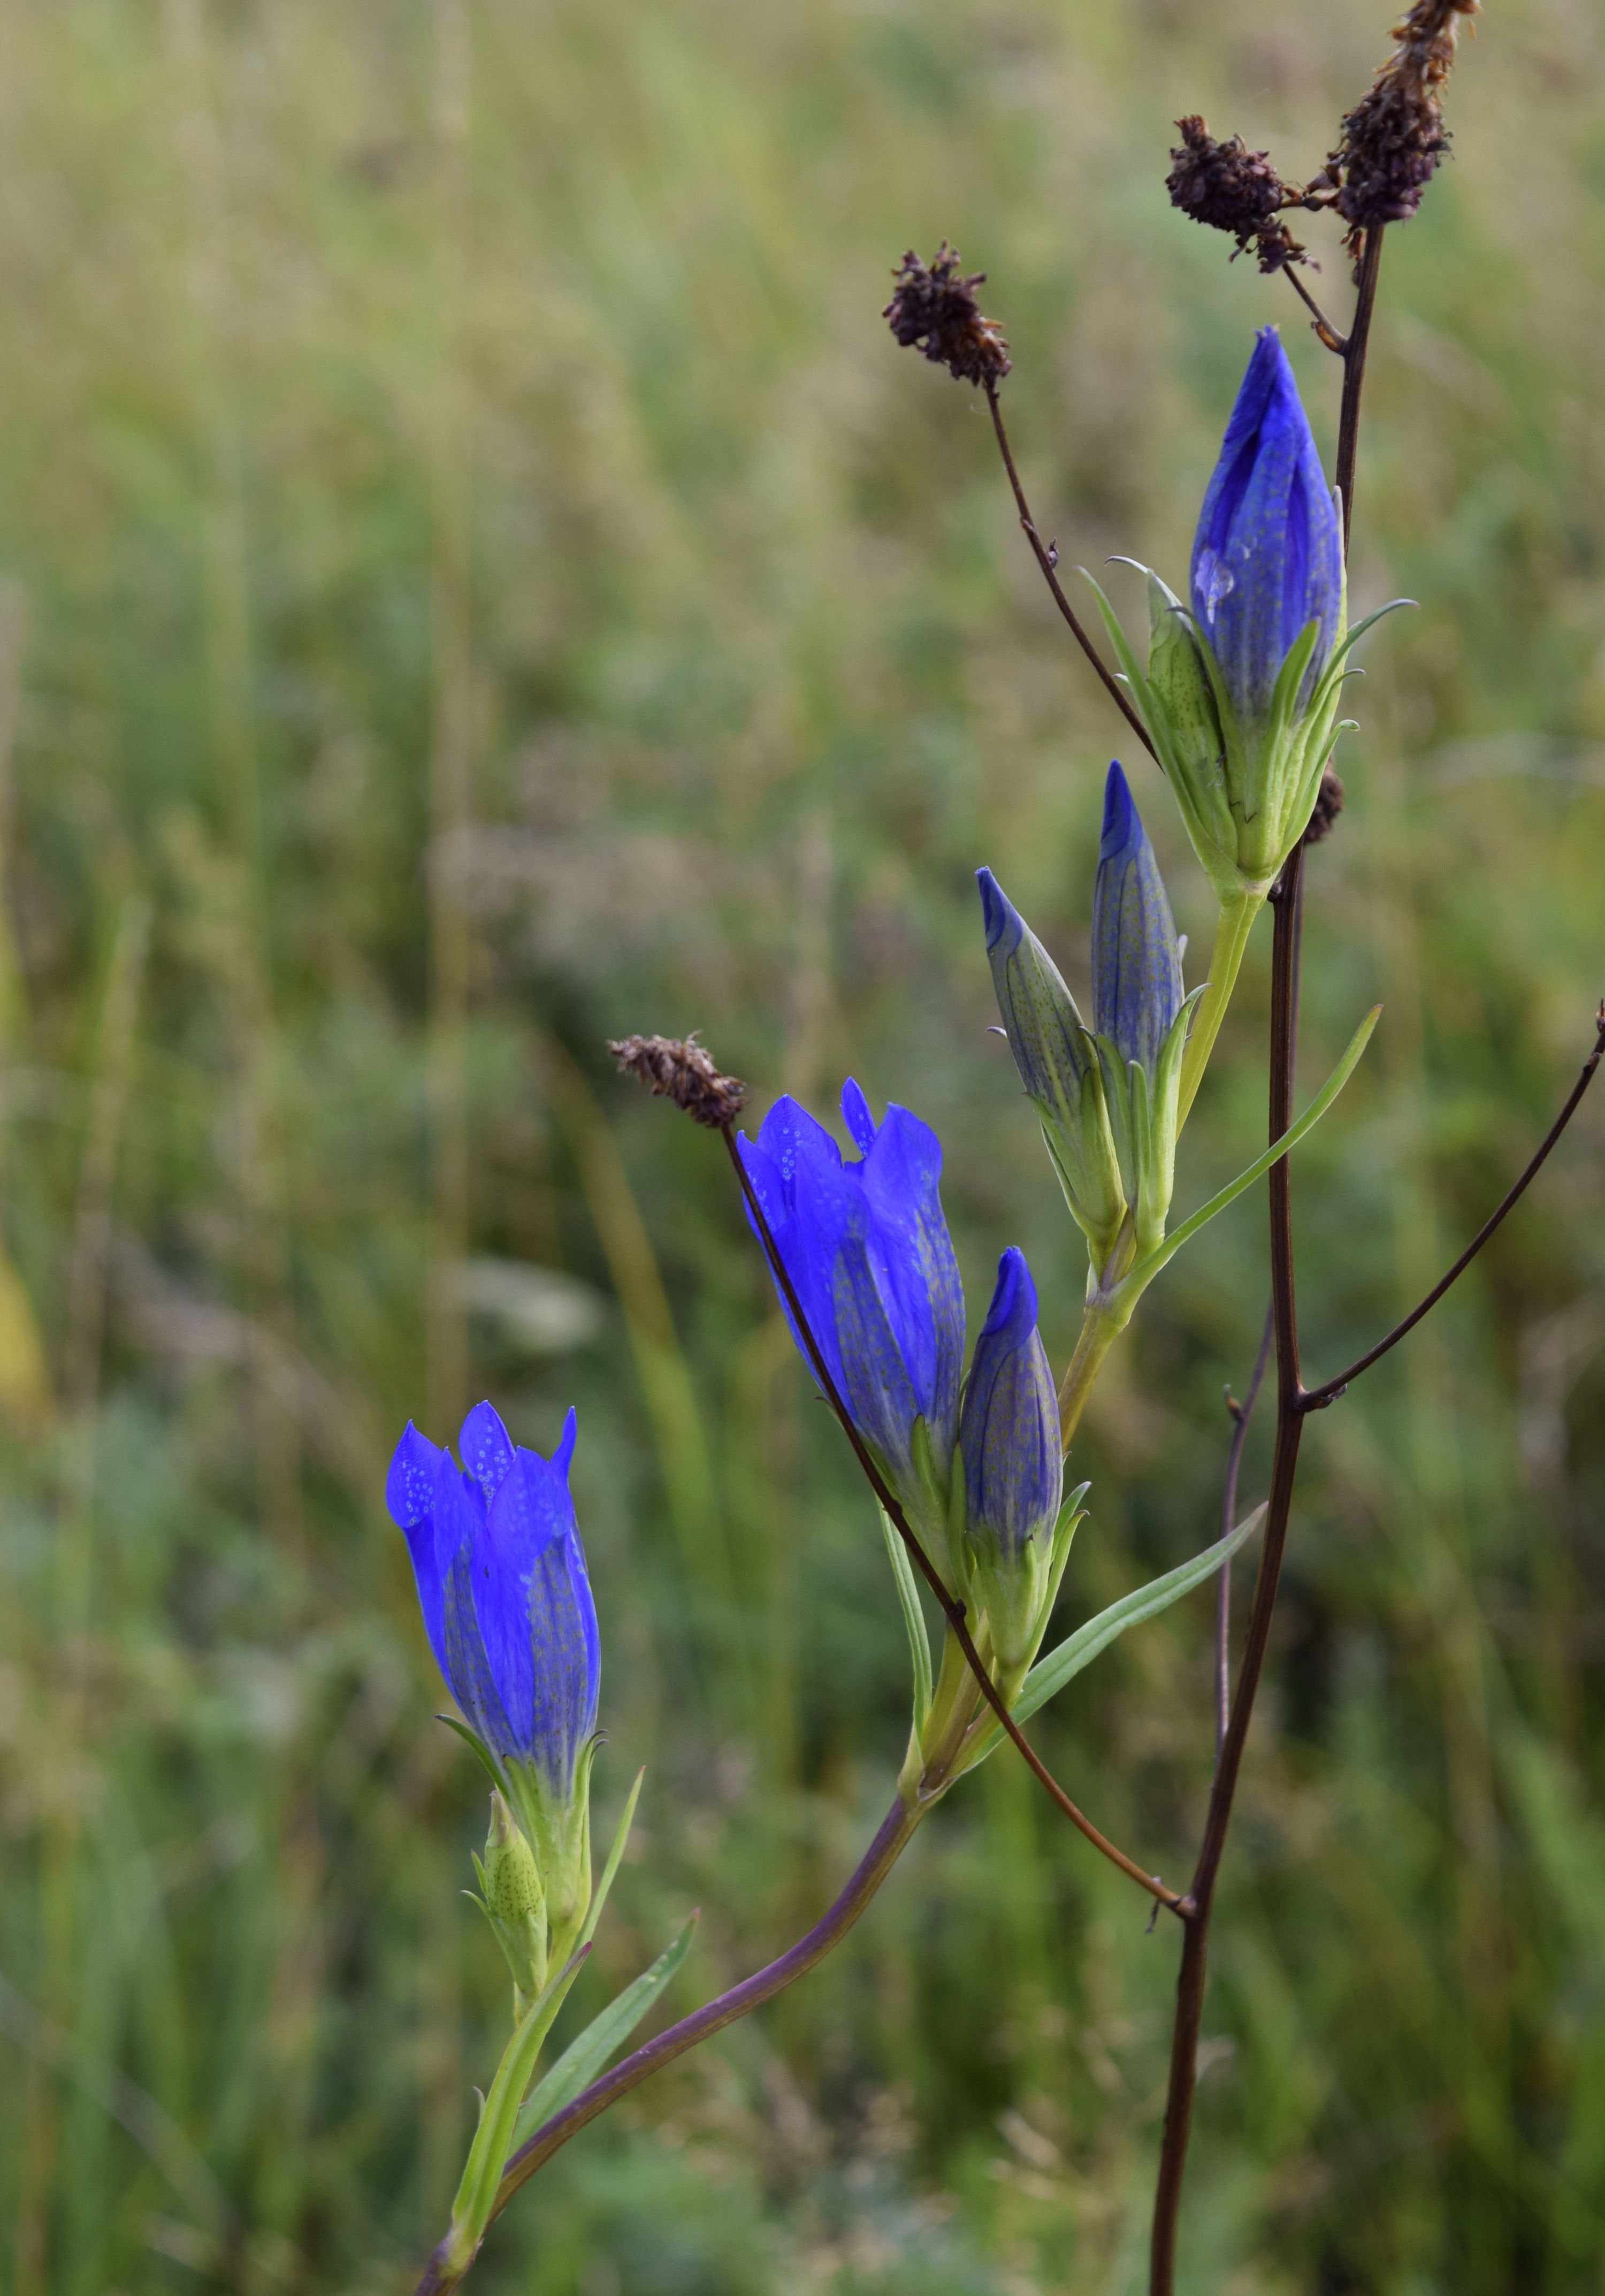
[[415, 1796, 926, 2293], [1176, 889, 1264, 1127], [1057, 1307, 1120, 1454]]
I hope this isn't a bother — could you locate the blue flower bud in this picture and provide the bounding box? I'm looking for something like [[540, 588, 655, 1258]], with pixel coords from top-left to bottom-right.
[[1190, 329, 1342, 727], [739, 1084, 965, 1564], [959, 1248, 1063, 1677], [977, 866, 1092, 1109], [960, 1249, 1061, 1561], [976, 868, 1127, 1273], [1091, 763, 1185, 1075]]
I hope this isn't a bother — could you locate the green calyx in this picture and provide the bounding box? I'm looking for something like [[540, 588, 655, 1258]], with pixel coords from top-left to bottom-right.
[[1035, 1053, 1128, 1282], [1086, 561, 1409, 904], [503, 1741, 600, 1970], [1092, 987, 1207, 1265], [886, 1479, 1090, 1806]]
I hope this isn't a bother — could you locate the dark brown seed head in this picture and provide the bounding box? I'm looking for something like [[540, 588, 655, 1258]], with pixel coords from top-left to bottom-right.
[[883, 242, 1011, 388], [1165, 116, 1308, 274], [608, 1032, 747, 1130], [1302, 767, 1347, 846], [1331, 0, 1479, 250]]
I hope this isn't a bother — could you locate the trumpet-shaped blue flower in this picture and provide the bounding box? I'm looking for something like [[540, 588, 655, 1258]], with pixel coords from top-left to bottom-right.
[[960, 1249, 1061, 1560], [1190, 328, 1342, 724], [1092, 762, 1186, 1075], [387, 1401, 600, 1803], [739, 1082, 964, 1512]]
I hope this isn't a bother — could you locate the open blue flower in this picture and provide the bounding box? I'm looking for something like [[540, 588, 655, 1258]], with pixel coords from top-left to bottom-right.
[[960, 1249, 1061, 1562], [1190, 328, 1342, 724], [739, 1080, 965, 1511], [387, 1401, 600, 1802], [1092, 762, 1186, 1075]]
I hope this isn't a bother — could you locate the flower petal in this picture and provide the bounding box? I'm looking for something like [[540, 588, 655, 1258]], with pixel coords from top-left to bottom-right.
[[433, 1454, 519, 1758], [459, 1400, 518, 1503], [387, 1423, 450, 1674]]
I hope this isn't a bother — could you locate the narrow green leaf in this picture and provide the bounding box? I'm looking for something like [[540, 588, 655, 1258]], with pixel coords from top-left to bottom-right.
[[514, 1910, 700, 2145], [579, 1766, 644, 1954], [959, 1506, 1265, 1771], [1119, 1002, 1382, 1300], [880, 1508, 934, 1733], [1014, 1504, 1265, 1723]]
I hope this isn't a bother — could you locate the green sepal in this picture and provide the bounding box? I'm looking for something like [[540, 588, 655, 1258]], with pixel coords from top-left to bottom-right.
[[503, 1737, 602, 1970], [880, 1506, 934, 1736], [1086, 562, 1404, 902], [514, 1911, 700, 2148], [1088, 987, 1204, 1265], [1036, 1051, 1126, 1277], [438, 1713, 511, 1795], [905, 1414, 954, 1590], [1086, 567, 1242, 899]]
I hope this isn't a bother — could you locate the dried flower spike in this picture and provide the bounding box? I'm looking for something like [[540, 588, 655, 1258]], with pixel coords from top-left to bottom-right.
[[884, 243, 1011, 388], [1166, 117, 1308, 274], [609, 1032, 747, 1129], [1331, 0, 1479, 251]]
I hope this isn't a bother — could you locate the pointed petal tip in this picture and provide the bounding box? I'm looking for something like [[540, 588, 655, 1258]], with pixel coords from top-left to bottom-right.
[[840, 1077, 878, 1156], [554, 1405, 578, 1481], [980, 1244, 1037, 1341], [1099, 760, 1141, 863], [975, 866, 1021, 957], [386, 1421, 442, 1528]]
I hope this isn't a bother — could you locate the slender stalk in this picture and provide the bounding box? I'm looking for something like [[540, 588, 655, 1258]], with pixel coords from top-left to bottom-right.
[[414, 1797, 924, 2295], [1282, 262, 1348, 355], [1150, 849, 1307, 2292], [1214, 1302, 1273, 1760], [721, 1127, 1185, 1914], [1335, 230, 1384, 549], [1056, 1305, 1119, 1453], [983, 382, 1156, 760], [1301, 1003, 1605, 1411], [1149, 221, 1387, 2295], [1177, 888, 1265, 1127]]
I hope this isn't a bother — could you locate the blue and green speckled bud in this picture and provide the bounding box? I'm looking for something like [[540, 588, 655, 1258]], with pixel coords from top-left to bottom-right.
[[976, 867, 1127, 1277], [958, 1249, 1064, 1681]]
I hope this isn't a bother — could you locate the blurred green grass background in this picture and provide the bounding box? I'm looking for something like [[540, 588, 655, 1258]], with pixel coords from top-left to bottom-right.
[[1, 1, 1603, 2290]]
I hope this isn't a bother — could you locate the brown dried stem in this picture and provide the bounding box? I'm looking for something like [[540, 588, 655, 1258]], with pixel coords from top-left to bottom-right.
[[983, 381, 1157, 760], [1301, 1003, 1605, 1412]]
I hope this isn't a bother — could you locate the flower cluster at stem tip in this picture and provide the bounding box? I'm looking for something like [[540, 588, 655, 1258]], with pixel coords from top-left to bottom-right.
[[979, 762, 1197, 1290], [738, 1082, 1067, 1685]]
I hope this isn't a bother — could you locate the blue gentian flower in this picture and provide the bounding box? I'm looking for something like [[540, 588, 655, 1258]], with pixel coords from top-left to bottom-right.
[[960, 1249, 1061, 1561], [387, 1401, 600, 1803], [1190, 328, 1342, 723], [738, 1082, 964, 1512], [1091, 762, 1186, 1074]]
